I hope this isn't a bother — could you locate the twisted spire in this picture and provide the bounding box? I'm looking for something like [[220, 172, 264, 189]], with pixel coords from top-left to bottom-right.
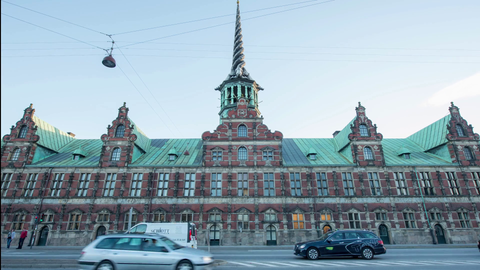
[[229, 1, 250, 79]]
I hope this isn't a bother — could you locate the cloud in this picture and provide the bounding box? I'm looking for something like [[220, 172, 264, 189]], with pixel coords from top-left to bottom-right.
[[425, 72, 480, 106]]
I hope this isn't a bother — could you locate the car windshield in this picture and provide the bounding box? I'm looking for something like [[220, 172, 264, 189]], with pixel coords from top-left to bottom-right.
[[160, 236, 184, 250], [318, 233, 332, 241]]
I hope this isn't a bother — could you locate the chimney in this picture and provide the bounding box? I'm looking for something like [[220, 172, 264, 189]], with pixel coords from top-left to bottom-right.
[[332, 131, 340, 137], [67, 132, 76, 138]]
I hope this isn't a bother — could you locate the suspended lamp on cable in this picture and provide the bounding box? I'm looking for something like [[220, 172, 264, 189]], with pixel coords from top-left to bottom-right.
[[102, 39, 116, 68]]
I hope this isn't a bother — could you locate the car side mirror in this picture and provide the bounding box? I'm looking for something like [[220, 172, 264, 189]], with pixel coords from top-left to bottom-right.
[[327, 239, 332, 243]]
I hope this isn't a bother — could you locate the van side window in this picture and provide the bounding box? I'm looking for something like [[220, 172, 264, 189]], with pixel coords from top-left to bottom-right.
[[96, 238, 120, 249], [136, 224, 147, 234]]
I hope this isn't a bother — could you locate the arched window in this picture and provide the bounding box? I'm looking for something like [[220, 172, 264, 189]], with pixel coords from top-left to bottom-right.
[[18, 126, 28, 138], [364, 147, 374, 160], [238, 147, 247, 160], [11, 148, 21, 161], [456, 124, 465, 137], [464, 147, 474, 160], [111, 148, 121, 161], [115, 125, 125, 138], [359, 124, 369, 137], [238, 125, 247, 137]]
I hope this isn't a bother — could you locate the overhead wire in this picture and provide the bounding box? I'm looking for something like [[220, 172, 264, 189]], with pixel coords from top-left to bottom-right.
[[114, 44, 181, 135]]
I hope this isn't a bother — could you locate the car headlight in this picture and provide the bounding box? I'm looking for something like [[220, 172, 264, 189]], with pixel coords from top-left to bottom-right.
[[299, 244, 306, 249], [202, 256, 213, 263]]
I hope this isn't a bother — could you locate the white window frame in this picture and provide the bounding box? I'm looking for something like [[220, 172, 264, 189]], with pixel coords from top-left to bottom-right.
[[50, 173, 64, 197], [211, 173, 222, 196], [23, 173, 38, 197], [290, 173, 302, 196], [157, 173, 169, 196], [184, 173, 195, 196], [77, 173, 91, 197], [342, 172, 355, 196], [394, 172, 408, 195], [292, 213, 304, 229], [368, 172, 381, 196], [130, 173, 143, 197], [104, 173, 117, 197], [263, 173, 275, 197], [238, 173, 248, 196], [348, 212, 361, 228]]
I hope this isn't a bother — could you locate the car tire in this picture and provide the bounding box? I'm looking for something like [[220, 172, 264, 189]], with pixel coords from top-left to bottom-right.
[[361, 247, 374, 260], [96, 260, 114, 270], [176, 259, 194, 270], [306, 247, 320, 260]]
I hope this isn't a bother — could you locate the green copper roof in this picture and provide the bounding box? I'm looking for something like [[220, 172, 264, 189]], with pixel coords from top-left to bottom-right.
[[382, 138, 451, 166], [32, 115, 75, 152], [283, 138, 353, 166], [396, 145, 411, 156], [334, 118, 354, 151], [407, 115, 451, 151], [32, 139, 103, 166], [128, 117, 150, 152], [72, 146, 88, 157], [130, 139, 203, 167]]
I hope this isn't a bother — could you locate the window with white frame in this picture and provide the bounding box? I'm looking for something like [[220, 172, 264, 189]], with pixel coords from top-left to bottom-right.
[[418, 172, 434, 195], [123, 212, 138, 230], [211, 173, 222, 196], [238, 173, 248, 196], [111, 147, 121, 161], [456, 124, 465, 137], [77, 173, 91, 197], [320, 212, 332, 222], [264, 211, 277, 222], [348, 212, 361, 228], [11, 148, 20, 161], [184, 173, 195, 196], [238, 147, 247, 160], [290, 173, 302, 196], [50, 173, 64, 197], [375, 212, 387, 221], [359, 124, 369, 136], [464, 147, 474, 160], [18, 126, 28, 138], [68, 213, 82, 230], [394, 172, 408, 195], [209, 212, 222, 222], [169, 154, 176, 161], [262, 150, 273, 161], [23, 173, 38, 197], [212, 150, 222, 161], [130, 173, 143, 196], [12, 213, 26, 230], [342, 172, 355, 196], [429, 211, 442, 221], [364, 147, 374, 160], [181, 212, 194, 222], [44, 212, 54, 223], [1, 173, 13, 197], [115, 124, 125, 138], [153, 212, 166, 223], [292, 213, 304, 229], [264, 173, 275, 197], [446, 172, 460, 195], [458, 211, 471, 228], [104, 173, 117, 196], [316, 172, 328, 196], [237, 213, 249, 230], [403, 212, 416, 228], [368, 172, 381, 195], [472, 172, 480, 195], [238, 125, 247, 137], [157, 173, 169, 196], [97, 212, 110, 223]]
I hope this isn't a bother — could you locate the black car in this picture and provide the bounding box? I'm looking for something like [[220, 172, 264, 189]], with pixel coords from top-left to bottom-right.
[[294, 230, 386, 260]]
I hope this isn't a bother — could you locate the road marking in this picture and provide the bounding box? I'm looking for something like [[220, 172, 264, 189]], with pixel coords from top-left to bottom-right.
[[294, 262, 328, 267], [228, 261, 255, 267], [394, 261, 436, 266], [384, 261, 412, 266], [435, 260, 479, 265], [418, 261, 457, 265], [267, 261, 301, 267], [335, 262, 368, 266], [247, 261, 277, 267]]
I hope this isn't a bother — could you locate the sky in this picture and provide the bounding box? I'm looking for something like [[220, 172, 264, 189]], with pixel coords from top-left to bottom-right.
[[1, 0, 479, 141]]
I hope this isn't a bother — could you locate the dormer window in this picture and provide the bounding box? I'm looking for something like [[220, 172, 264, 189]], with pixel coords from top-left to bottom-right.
[[307, 148, 317, 161], [456, 124, 465, 137], [111, 148, 121, 161], [309, 154, 317, 160], [464, 147, 474, 160], [169, 155, 176, 161], [18, 126, 28, 138], [364, 147, 374, 160], [403, 153, 410, 159], [115, 124, 125, 138], [238, 125, 247, 137], [73, 155, 81, 161], [359, 124, 368, 137], [168, 147, 179, 161]]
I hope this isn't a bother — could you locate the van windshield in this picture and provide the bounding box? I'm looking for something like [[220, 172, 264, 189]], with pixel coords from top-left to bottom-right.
[[160, 236, 184, 250]]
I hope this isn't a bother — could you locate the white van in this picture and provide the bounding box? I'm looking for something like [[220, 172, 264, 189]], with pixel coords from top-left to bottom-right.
[[126, 222, 198, 249]]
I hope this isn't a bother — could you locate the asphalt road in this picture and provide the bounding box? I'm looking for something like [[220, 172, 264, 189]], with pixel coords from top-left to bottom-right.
[[2, 246, 479, 269]]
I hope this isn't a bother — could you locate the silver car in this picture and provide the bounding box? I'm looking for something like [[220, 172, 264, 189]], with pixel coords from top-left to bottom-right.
[[78, 233, 214, 270]]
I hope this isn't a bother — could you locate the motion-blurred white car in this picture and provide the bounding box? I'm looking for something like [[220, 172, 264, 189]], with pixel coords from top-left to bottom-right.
[[78, 233, 214, 270]]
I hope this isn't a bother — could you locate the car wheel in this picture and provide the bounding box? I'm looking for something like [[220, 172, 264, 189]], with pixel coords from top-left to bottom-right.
[[361, 247, 374, 260], [96, 260, 114, 270], [176, 259, 193, 270], [306, 247, 320, 260]]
